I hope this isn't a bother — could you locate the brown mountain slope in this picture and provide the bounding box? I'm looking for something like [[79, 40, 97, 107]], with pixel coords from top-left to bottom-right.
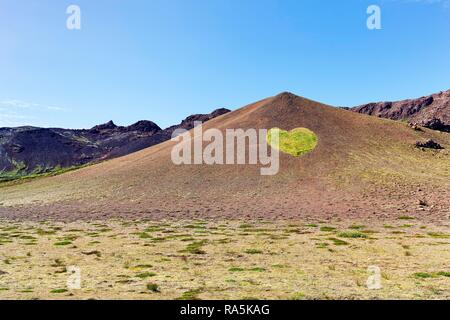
[[352, 89, 450, 132], [0, 92, 449, 221]]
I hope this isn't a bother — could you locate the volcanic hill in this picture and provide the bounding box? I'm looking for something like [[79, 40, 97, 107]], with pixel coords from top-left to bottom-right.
[[0, 92, 449, 221]]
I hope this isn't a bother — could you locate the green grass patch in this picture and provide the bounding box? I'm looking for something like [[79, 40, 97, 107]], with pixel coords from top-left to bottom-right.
[[290, 292, 306, 300], [398, 216, 415, 220], [413, 271, 450, 279], [50, 288, 68, 293], [320, 226, 336, 232], [54, 240, 72, 246], [337, 231, 368, 239], [304, 223, 318, 228], [244, 249, 263, 254], [181, 240, 207, 254], [146, 283, 160, 292], [271, 264, 288, 269], [20, 289, 34, 293], [427, 232, 449, 239], [267, 127, 318, 157], [413, 272, 436, 279], [134, 264, 153, 269], [349, 225, 365, 230], [19, 235, 36, 240], [327, 237, 349, 246], [135, 272, 156, 279], [0, 163, 91, 184], [36, 229, 56, 236], [225, 279, 237, 283], [138, 232, 152, 239], [177, 288, 203, 300], [184, 225, 206, 230]]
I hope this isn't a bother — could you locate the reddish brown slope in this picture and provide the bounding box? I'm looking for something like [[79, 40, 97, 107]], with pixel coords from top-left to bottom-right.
[[0, 92, 449, 221]]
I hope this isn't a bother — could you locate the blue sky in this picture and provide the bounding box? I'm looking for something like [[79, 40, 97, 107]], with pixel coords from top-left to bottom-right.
[[1, 0, 449, 128]]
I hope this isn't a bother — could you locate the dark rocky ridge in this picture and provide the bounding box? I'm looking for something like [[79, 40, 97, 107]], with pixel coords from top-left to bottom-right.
[[415, 139, 443, 150], [352, 89, 450, 132], [164, 108, 230, 136], [0, 108, 230, 179]]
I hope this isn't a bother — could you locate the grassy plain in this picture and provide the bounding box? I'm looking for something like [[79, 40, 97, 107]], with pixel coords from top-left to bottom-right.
[[0, 218, 448, 300]]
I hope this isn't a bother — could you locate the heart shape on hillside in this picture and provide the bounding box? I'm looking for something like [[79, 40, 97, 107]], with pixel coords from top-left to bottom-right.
[[266, 127, 318, 157]]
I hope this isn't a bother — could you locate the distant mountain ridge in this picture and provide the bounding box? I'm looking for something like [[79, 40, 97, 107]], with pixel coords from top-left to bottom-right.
[[352, 89, 450, 132], [0, 108, 230, 180]]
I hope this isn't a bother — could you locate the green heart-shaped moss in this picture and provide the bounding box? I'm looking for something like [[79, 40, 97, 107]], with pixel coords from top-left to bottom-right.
[[266, 127, 318, 157]]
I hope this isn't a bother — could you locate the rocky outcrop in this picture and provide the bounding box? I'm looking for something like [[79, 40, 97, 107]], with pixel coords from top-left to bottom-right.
[[164, 108, 230, 136], [352, 89, 450, 132], [126, 120, 161, 133], [90, 120, 118, 132], [415, 139, 443, 150], [0, 108, 230, 180]]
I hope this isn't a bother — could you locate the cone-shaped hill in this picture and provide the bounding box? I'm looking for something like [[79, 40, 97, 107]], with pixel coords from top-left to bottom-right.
[[1, 92, 449, 221]]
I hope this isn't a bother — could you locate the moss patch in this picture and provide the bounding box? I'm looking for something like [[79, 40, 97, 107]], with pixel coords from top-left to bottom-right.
[[337, 231, 368, 239], [267, 127, 318, 157]]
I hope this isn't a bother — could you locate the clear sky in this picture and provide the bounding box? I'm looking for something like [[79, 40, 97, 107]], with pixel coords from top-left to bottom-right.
[[1, 0, 449, 129]]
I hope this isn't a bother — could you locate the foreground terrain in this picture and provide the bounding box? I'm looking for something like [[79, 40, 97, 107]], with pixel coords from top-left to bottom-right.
[[0, 218, 448, 300]]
